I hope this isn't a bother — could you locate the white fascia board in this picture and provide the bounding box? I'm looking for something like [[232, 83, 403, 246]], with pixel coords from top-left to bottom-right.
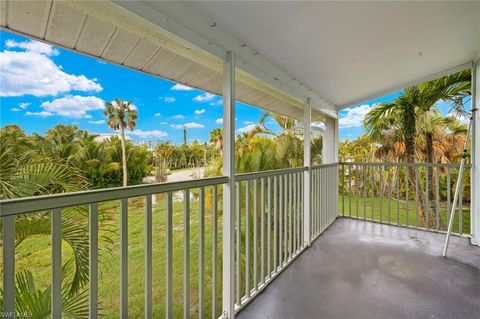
[[112, 0, 338, 118], [338, 62, 474, 110]]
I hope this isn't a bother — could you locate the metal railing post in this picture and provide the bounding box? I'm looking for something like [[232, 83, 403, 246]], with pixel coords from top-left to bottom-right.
[[222, 51, 235, 318], [303, 99, 311, 245], [471, 61, 480, 246]]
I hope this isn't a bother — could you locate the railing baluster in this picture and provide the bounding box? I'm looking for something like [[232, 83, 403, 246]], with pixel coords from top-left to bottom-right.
[[273, 175, 277, 272], [253, 179, 258, 290], [253, 179, 258, 289], [379, 165, 383, 223], [459, 171, 463, 235], [387, 165, 391, 224], [261, 178, 265, 283], [293, 173, 297, 253], [287, 174, 293, 259], [184, 189, 190, 318], [144, 195, 152, 319], [245, 181, 250, 299], [435, 167, 440, 231], [425, 167, 429, 230], [89, 203, 99, 319], [405, 166, 409, 227], [166, 192, 173, 319], [356, 165, 359, 218], [120, 199, 128, 319], [199, 187, 206, 318], [447, 167, 451, 227], [349, 164, 352, 218], [279, 175, 283, 267], [52, 208, 62, 318], [319, 168, 322, 233], [371, 165, 375, 220], [312, 170, 316, 236], [2, 215, 15, 314], [415, 167, 419, 228], [363, 165, 367, 220], [212, 186, 218, 319], [284, 174, 288, 262], [268, 176, 272, 278], [396, 166, 400, 225], [235, 183, 241, 305], [342, 164, 345, 216]]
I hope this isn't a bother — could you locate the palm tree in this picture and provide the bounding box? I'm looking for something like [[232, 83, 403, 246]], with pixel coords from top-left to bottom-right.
[[104, 99, 138, 186], [209, 128, 223, 151], [364, 70, 471, 227]]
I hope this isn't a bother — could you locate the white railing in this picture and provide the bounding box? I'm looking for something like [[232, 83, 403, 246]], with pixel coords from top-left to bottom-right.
[[311, 164, 339, 240], [1, 177, 227, 318], [0, 165, 339, 318], [339, 162, 471, 236]]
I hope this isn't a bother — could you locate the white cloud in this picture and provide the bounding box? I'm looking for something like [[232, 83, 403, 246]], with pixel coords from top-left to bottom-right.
[[171, 122, 205, 129], [129, 129, 168, 139], [163, 97, 176, 103], [236, 124, 257, 134], [155, 113, 161, 117], [160, 121, 168, 125], [193, 92, 215, 102], [0, 41, 102, 97], [215, 118, 223, 125], [171, 83, 194, 91], [10, 102, 30, 112], [339, 104, 373, 128], [210, 100, 223, 106], [40, 95, 104, 118], [25, 111, 53, 117], [195, 109, 206, 115], [88, 120, 105, 125], [243, 121, 253, 125], [5, 39, 59, 56], [18, 102, 30, 109], [173, 114, 185, 119]]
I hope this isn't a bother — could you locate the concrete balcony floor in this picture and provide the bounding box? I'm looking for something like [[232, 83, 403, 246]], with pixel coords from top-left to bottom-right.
[[237, 218, 480, 319]]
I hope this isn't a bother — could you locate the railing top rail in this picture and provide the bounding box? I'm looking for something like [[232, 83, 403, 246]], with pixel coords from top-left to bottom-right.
[[311, 163, 339, 169], [235, 166, 307, 181], [0, 176, 228, 217], [338, 161, 471, 168]]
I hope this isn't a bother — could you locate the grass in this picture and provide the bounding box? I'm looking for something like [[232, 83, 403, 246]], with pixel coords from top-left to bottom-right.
[[10, 192, 223, 319], [338, 193, 471, 235]]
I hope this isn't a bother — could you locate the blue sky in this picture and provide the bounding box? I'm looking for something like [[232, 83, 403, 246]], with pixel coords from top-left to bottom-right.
[[0, 30, 467, 144]]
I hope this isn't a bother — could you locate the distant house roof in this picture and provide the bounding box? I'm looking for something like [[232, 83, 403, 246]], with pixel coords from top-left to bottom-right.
[[93, 133, 132, 142]]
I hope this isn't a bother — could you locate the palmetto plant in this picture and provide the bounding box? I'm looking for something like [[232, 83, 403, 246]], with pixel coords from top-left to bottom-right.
[[104, 98, 138, 186]]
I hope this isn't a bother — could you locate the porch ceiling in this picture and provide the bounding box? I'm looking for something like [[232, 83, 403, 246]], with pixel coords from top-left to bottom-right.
[[168, 1, 480, 109], [1, 0, 325, 121]]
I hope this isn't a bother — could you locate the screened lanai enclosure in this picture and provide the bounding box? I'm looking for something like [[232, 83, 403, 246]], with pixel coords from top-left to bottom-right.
[[1, 1, 479, 318]]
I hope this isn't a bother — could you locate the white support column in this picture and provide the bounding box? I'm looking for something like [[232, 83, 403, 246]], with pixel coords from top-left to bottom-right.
[[222, 51, 235, 318], [303, 99, 311, 245], [471, 61, 480, 246], [323, 116, 339, 164]]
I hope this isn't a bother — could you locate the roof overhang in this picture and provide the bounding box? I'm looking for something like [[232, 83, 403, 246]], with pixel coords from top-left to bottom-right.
[[1, 1, 479, 119], [0, 0, 334, 121]]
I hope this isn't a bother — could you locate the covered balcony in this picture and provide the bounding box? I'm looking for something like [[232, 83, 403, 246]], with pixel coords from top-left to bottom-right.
[[1, 1, 479, 319]]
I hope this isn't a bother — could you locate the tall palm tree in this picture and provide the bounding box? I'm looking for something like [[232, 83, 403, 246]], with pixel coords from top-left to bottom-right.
[[104, 99, 137, 186], [364, 70, 471, 227], [209, 127, 223, 151]]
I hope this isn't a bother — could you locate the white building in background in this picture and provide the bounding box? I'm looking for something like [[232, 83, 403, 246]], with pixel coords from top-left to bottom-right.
[[93, 133, 132, 142]]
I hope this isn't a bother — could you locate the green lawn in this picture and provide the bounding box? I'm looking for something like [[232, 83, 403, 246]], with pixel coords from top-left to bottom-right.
[[338, 194, 471, 235], [12, 193, 223, 318]]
